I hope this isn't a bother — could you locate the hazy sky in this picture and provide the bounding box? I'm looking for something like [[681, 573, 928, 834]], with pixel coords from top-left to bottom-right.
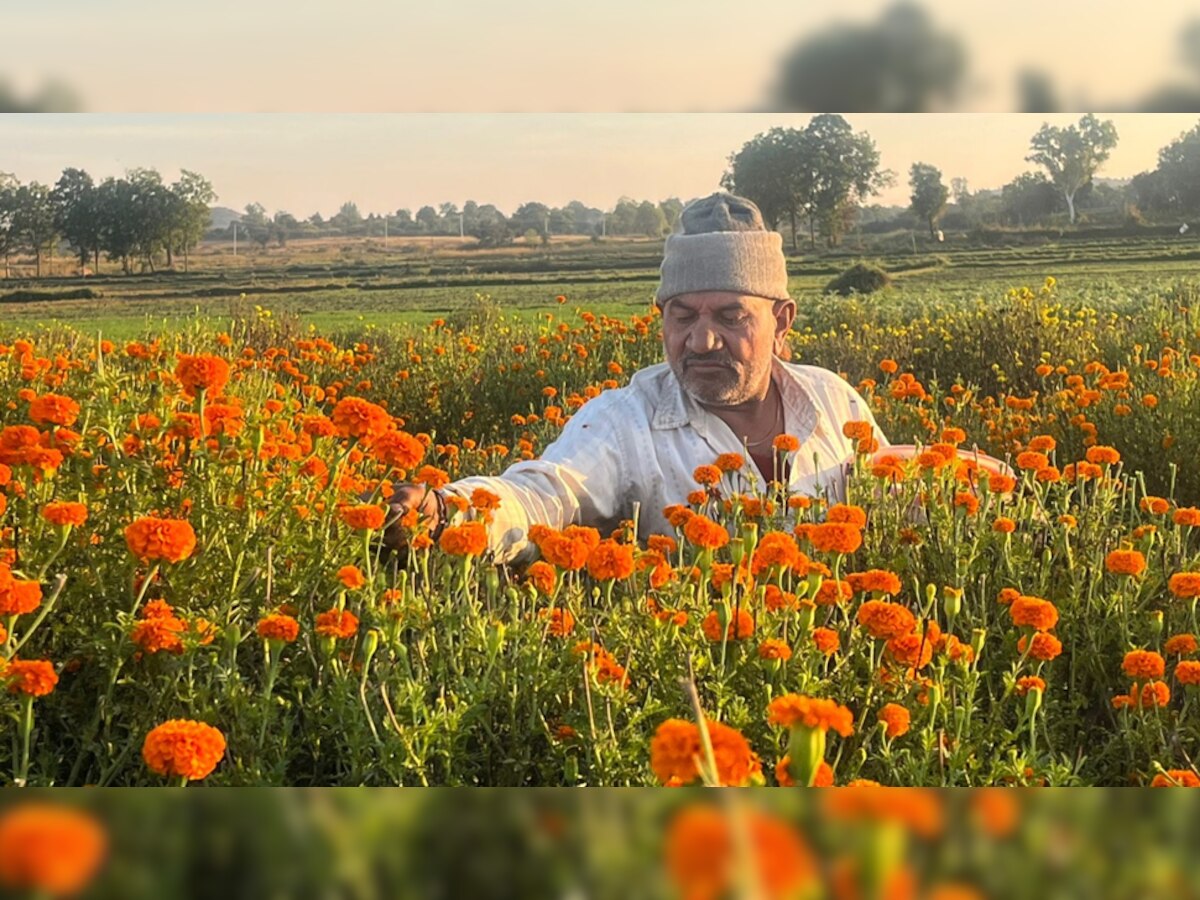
[[2, 114, 1197, 217], [3, 0, 1197, 111]]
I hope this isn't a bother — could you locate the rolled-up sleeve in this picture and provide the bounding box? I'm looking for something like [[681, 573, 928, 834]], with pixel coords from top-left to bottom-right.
[[445, 394, 629, 565]]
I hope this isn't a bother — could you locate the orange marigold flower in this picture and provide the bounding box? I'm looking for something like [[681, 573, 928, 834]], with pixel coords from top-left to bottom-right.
[[0, 803, 107, 896], [812, 627, 840, 655], [586, 539, 635, 581], [338, 504, 386, 531], [1015, 675, 1045, 696], [412, 465, 450, 490], [314, 608, 359, 639], [1017, 631, 1063, 661], [997, 588, 1020, 606], [1015, 451, 1049, 471], [1035, 466, 1061, 484], [1175, 660, 1200, 685], [131, 613, 186, 655], [1174, 507, 1200, 527], [124, 516, 197, 563], [826, 503, 867, 528], [650, 718, 701, 785], [1105, 549, 1146, 577], [857, 600, 916, 640], [256, 614, 300, 643], [809, 522, 862, 555], [142, 719, 226, 781], [368, 430, 425, 469], [525, 560, 557, 595], [1009, 595, 1059, 632], [0, 579, 42, 617], [1123, 649, 1166, 680], [42, 501, 87, 528], [1131, 680, 1171, 708], [1151, 770, 1200, 787], [763, 585, 799, 611], [1027, 435, 1056, 453], [537, 607, 576, 637], [877, 703, 910, 738], [842, 420, 873, 441], [1168, 573, 1200, 599], [330, 396, 392, 442], [993, 517, 1016, 533], [887, 622, 939, 669], [1085, 445, 1121, 465], [952, 492, 980, 515], [879, 359, 898, 374], [767, 694, 854, 736], [663, 804, 817, 900], [693, 465, 722, 486], [714, 452, 745, 472], [683, 514, 729, 551], [5, 659, 58, 697], [758, 638, 793, 661], [750, 532, 802, 575], [772, 434, 800, 453], [813, 579, 852, 606], [336, 564, 366, 589], [439, 522, 489, 557], [28, 393, 81, 427], [1165, 634, 1199, 656], [1140, 496, 1170, 515], [987, 472, 1017, 494], [702, 608, 755, 642], [846, 569, 901, 596], [174, 354, 230, 398]]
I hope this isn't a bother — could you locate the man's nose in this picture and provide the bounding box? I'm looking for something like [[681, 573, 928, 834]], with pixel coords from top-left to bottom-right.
[[687, 322, 721, 353]]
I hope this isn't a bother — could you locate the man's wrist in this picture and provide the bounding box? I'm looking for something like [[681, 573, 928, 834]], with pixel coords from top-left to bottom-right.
[[430, 488, 448, 542]]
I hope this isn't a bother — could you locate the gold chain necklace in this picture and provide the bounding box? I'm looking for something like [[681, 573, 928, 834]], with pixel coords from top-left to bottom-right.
[[743, 389, 784, 448]]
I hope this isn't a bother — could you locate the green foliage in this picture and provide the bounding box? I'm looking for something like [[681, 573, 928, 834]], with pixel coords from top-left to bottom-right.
[[823, 261, 892, 296]]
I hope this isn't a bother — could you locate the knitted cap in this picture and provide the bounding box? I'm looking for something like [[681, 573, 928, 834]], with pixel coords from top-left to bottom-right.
[[655, 192, 790, 307]]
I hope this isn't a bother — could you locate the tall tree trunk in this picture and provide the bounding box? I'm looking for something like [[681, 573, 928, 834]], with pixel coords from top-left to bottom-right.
[[183, 243, 189, 274], [788, 208, 798, 253], [1066, 191, 1076, 225], [808, 213, 816, 251], [35, 247, 41, 278], [929, 218, 936, 239]]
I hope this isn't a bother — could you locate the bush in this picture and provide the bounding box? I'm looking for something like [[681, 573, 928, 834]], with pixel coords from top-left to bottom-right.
[[823, 262, 892, 296]]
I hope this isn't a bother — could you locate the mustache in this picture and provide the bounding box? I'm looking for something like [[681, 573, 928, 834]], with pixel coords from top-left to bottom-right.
[[683, 354, 733, 368]]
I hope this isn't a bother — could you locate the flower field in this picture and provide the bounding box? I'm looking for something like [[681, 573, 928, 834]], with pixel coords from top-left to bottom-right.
[[3, 276, 1200, 785]]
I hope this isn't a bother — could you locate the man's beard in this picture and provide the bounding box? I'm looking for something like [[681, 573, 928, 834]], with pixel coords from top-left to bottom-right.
[[673, 354, 767, 407]]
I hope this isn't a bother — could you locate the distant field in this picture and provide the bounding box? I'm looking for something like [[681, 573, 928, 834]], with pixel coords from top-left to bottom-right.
[[1, 232, 1199, 341]]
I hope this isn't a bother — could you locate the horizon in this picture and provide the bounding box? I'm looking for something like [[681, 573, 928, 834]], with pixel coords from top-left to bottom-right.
[[3, 113, 1198, 220]]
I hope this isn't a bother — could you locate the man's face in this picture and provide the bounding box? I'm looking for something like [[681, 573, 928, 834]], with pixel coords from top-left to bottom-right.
[[661, 291, 795, 406]]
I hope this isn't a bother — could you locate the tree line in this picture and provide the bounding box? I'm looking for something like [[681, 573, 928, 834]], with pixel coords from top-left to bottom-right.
[[4, 113, 1200, 277], [722, 114, 1200, 249], [228, 197, 683, 251], [0, 168, 214, 277]]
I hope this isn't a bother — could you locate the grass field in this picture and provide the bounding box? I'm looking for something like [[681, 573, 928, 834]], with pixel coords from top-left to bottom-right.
[[2, 232, 1199, 341]]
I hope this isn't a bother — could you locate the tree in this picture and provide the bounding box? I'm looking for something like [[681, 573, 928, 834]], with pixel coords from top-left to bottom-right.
[[659, 197, 684, 231], [241, 202, 270, 249], [169, 170, 216, 272], [0, 173, 19, 278], [1150, 122, 1200, 215], [1026, 114, 1119, 224], [772, 2, 965, 112], [999, 172, 1060, 227], [125, 168, 172, 271], [96, 177, 138, 274], [13, 182, 58, 277], [330, 201, 363, 234], [633, 201, 667, 237], [607, 198, 639, 236], [414, 206, 440, 233], [721, 128, 801, 245], [722, 117, 890, 250], [51, 168, 100, 272], [950, 177, 970, 205], [272, 211, 298, 247], [510, 202, 550, 238], [908, 162, 950, 238]]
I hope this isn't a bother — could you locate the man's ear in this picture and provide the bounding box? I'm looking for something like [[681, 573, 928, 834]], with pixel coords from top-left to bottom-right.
[[773, 299, 796, 353]]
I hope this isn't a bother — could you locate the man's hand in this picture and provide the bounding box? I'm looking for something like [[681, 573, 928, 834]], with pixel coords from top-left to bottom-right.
[[377, 484, 443, 551]]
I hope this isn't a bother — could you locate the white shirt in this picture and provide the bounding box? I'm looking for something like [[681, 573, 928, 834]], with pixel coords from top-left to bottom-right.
[[447, 358, 889, 564]]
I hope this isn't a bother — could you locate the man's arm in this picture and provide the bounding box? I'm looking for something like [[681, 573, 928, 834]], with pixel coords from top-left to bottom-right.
[[443, 395, 630, 565]]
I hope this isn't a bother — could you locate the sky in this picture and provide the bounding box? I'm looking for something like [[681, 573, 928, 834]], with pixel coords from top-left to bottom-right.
[[3, 0, 1198, 112], [2, 114, 1197, 217]]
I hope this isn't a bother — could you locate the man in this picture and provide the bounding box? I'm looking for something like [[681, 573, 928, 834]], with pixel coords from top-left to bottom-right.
[[384, 192, 889, 564]]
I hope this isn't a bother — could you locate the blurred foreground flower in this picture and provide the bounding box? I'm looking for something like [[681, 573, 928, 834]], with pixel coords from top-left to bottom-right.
[[0, 803, 106, 896]]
